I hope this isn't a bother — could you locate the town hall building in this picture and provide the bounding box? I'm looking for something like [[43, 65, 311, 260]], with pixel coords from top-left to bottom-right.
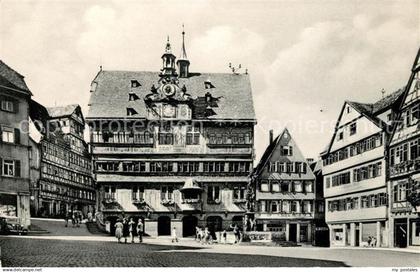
[[86, 30, 256, 237]]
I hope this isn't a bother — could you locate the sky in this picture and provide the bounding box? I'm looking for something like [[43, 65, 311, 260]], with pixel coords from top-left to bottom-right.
[[0, 0, 419, 161]]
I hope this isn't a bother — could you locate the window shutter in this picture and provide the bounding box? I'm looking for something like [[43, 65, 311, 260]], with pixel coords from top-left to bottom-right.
[[14, 128, 20, 144], [0, 125, 2, 143], [13, 100, 19, 113], [0, 158, 2, 175], [15, 160, 21, 177]]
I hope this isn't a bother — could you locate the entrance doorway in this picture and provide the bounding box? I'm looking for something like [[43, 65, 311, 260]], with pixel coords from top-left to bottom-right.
[[289, 224, 297, 242], [206, 216, 223, 239], [395, 219, 408, 248], [158, 216, 171, 236], [182, 215, 198, 237], [355, 229, 360, 247]]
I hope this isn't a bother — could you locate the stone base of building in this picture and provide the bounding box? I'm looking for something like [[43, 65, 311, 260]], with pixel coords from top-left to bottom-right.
[[35, 198, 95, 218], [328, 220, 388, 247], [102, 211, 246, 238], [388, 214, 420, 248], [254, 219, 313, 243], [0, 192, 31, 227]]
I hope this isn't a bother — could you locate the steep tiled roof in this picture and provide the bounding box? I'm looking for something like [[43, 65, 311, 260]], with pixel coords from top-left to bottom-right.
[[87, 70, 256, 121], [251, 134, 281, 176], [0, 60, 32, 95], [323, 88, 405, 156], [46, 104, 79, 118], [372, 88, 405, 113]]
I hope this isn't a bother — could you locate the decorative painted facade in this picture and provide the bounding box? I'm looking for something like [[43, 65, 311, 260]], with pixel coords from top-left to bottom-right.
[[86, 32, 256, 237]]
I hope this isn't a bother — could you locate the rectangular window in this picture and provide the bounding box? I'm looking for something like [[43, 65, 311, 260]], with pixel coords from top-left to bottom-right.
[[207, 185, 220, 202], [1, 100, 14, 112], [1, 127, 14, 143], [260, 201, 267, 212], [186, 125, 200, 145], [272, 182, 280, 192], [349, 122, 357, 136], [271, 201, 278, 213], [3, 160, 14, 176], [233, 186, 246, 200], [260, 181, 269, 192], [337, 131, 344, 141]]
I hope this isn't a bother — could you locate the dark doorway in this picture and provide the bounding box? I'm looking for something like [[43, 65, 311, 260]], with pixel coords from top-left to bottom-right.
[[158, 216, 171, 236], [355, 229, 360, 247], [207, 216, 223, 239], [182, 215, 198, 237], [289, 224, 297, 242], [395, 220, 408, 248]]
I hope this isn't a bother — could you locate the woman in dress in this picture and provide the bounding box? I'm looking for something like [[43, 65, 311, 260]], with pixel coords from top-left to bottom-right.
[[114, 219, 123, 243]]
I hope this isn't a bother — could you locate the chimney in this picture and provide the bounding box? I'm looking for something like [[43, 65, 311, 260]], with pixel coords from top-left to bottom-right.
[[269, 130, 273, 144]]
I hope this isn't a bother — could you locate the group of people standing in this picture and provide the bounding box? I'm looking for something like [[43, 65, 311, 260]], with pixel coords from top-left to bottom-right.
[[195, 224, 243, 244], [64, 211, 82, 227], [114, 218, 144, 244]]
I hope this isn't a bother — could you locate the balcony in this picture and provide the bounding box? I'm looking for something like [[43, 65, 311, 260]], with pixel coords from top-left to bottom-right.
[[389, 159, 420, 178]]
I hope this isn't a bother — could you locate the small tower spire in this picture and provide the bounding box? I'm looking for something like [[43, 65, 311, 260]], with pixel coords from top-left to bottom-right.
[[177, 24, 190, 78], [180, 24, 188, 60]]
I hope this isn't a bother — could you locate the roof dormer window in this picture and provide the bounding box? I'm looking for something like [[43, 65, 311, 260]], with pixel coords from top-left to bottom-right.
[[204, 80, 215, 89], [131, 80, 141, 88], [128, 92, 140, 101], [126, 108, 138, 116]]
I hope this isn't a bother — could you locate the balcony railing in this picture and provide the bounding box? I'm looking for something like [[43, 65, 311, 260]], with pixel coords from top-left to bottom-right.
[[390, 159, 420, 177]]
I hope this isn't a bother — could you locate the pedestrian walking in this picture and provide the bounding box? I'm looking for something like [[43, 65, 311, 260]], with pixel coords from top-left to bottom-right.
[[77, 212, 82, 227], [71, 211, 76, 227], [195, 226, 200, 241], [115, 219, 123, 243], [202, 227, 210, 244], [233, 224, 239, 243], [171, 227, 178, 243], [122, 218, 130, 244], [128, 218, 135, 243], [64, 212, 70, 227], [87, 211, 93, 222], [136, 220, 144, 243], [222, 229, 227, 244]]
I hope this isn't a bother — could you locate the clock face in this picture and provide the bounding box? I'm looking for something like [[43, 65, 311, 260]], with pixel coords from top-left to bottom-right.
[[162, 84, 176, 97], [163, 104, 176, 118]]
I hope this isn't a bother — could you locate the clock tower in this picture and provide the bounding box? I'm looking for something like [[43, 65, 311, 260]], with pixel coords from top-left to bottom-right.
[[161, 37, 177, 78]]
